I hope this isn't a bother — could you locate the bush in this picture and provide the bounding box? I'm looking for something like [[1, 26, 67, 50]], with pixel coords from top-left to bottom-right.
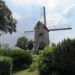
[[0, 49, 32, 71], [29, 46, 54, 71], [39, 52, 54, 75], [54, 39, 75, 74], [29, 55, 40, 71], [0, 56, 12, 75], [39, 39, 75, 75]]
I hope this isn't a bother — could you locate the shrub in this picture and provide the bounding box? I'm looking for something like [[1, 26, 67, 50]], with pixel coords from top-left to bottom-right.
[[29, 46, 55, 71], [39, 39, 75, 75], [29, 55, 39, 71], [0, 49, 32, 71], [39, 52, 54, 75], [0, 56, 12, 75]]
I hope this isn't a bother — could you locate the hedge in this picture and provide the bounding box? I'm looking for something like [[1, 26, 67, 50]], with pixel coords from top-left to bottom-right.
[[0, 56, 12, 75], [39, 39, 75, 75], [0, 49, 32, 71]]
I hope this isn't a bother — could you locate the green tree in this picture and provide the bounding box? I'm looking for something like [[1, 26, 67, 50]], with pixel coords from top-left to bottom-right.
[[27, 40, 34, 50], [0, 0, 16, 35], [16, 36, 28, 50]]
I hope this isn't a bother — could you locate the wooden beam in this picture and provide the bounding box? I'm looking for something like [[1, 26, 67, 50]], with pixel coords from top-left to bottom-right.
[[43, 6, 46, 26], [49, 27, 72, 31], [24, 31, 34, 33]]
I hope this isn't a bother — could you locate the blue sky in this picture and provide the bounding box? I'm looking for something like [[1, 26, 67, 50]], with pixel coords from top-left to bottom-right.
[[0, 0, 75, 47]]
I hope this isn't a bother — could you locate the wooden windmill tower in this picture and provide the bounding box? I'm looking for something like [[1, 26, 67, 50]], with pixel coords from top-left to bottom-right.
[[25, 6, 72, 53]]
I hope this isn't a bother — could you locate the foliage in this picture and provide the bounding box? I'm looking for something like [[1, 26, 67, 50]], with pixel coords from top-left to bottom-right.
[[29, 55, 39, 71], [29, 45, 54, 71], [0, 56, 12, 75], [0, 49, 32, 71], [54, 38, 75, 74], [39, 38, 75, 75], [41, 45, 55, 54], [27, 40, 34, 50], [0, 0, 16, 34], [16, 36, 28, 50], [38, 45, 55, 75]]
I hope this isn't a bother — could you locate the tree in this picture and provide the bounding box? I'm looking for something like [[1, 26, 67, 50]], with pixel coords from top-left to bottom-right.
[[0, 0, 16, 35], [28, 40, 34, 50], [16, 36, 28, 50]]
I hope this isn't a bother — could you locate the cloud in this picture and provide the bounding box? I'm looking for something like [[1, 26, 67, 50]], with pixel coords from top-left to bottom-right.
[[11, 0, 75, 26], [44, 3, 75, 28], [11, 0, 60, 9], [64, 4, 75, 13], [47, 13, 63, 25], [12, 12, 22, 20], [12, 0, 29, 6], [63, 4, 75, 18]]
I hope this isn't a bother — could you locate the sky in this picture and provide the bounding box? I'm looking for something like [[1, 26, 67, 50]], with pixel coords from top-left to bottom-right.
[[0, 0, 75, 48]]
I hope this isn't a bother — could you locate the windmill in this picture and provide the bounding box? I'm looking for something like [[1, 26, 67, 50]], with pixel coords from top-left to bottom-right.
[[24, 6, 72, 53]]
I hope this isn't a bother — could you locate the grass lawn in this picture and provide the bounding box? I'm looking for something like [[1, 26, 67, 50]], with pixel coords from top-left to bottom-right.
[[13, 69, 39, 75]]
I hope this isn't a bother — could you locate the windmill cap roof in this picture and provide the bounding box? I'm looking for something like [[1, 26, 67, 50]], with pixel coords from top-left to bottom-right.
[[34, 21, 49, 31]]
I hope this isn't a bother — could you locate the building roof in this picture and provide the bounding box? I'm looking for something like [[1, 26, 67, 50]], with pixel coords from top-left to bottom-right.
[[34, 21, 49, 31]]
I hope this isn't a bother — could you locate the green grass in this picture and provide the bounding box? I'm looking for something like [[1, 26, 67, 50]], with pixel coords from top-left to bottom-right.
[[13, 69, 39, 75]]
